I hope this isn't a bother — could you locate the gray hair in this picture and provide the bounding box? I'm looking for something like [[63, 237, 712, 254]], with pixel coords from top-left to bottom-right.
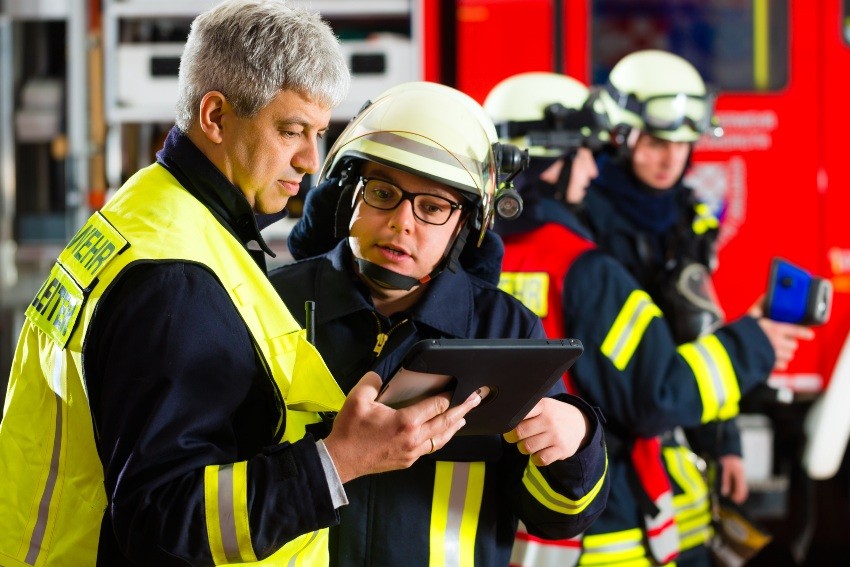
[[175, 0, 351, 132]]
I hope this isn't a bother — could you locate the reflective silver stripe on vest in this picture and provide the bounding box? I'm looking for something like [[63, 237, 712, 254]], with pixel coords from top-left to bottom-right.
[[215, 464, 242, 563], [25, 346, 66, 565], [287, 530, 319, 567], [663, 446, 711, 551]]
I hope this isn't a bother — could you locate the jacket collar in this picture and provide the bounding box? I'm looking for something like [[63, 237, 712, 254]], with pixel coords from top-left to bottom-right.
[[155, 126, 275, 257], [315, 241, 475, 338], [591, 153, 686, 236]]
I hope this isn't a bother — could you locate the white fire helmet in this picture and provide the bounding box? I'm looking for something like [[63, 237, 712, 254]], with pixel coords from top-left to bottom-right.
[[319, 81, 524, 244], [599, 49, 720, 143], [483, 71, 609, 157]]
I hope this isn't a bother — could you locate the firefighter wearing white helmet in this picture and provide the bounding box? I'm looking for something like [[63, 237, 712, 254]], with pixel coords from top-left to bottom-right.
[[578, 50, 811, 567], [599, 49, 721, 144], [485, 71, 609, 158], [484, 71, 606, 212], [587, 49, 724, 338], [319, 80, 527, 290], [492, 67, 811, 567], [268, 80, 610, 567]]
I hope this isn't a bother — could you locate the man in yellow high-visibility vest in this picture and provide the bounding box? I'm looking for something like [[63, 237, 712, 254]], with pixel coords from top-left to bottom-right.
[[0, 2, 479, 565]]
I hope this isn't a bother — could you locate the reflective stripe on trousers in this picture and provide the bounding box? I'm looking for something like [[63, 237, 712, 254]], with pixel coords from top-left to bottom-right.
[[579, 528, 653, 566], [663, 446, 713, 552], [430, 461, 485, 567]]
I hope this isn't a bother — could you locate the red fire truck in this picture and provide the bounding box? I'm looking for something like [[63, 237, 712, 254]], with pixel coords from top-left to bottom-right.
[[421, 0, 850, 561]]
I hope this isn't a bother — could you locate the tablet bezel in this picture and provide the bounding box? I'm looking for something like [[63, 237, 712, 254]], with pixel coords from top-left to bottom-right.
[[377, 338, 583, 436]]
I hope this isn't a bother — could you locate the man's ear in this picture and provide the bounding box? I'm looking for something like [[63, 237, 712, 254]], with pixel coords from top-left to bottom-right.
[[197, 91, 229, 144]]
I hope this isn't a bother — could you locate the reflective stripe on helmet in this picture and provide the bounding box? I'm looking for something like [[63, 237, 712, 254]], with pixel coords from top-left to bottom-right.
[[346, 130, 487, 199]]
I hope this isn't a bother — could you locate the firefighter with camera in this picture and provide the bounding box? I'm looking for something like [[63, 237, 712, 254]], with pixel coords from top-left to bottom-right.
[[487, 67, 813, 566]]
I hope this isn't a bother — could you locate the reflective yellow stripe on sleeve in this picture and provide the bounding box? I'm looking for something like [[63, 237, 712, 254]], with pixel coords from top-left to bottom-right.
[[522, 453, 608, 515], [601, 290, 662, 370], [677, 335, 740, 422], [204, 462, 257, 565], [430, 462, 485, 567]]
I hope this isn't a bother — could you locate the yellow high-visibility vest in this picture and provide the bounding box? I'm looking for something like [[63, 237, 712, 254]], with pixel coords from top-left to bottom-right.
[[0, 163, 344, 566]]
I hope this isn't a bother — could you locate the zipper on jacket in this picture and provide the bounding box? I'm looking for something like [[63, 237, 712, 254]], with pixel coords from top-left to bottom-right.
[[371, 311, 409, 356]]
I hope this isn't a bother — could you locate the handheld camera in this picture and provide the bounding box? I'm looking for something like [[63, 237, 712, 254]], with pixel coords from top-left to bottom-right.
[[765, 257, 832, 326]]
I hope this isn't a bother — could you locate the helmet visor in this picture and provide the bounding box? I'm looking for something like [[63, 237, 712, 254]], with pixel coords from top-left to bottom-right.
[[642, 92, 715, 134]]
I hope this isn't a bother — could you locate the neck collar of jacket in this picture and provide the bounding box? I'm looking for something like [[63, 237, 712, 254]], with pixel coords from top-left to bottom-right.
[[313, 241, 475, 338], [155, 126, 276, 258], [592, 153, 687, 235]]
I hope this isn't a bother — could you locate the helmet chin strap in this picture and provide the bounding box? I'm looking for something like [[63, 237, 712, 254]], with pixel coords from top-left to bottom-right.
[[355, 258, 428, 291], [354, 223, 471, 291]]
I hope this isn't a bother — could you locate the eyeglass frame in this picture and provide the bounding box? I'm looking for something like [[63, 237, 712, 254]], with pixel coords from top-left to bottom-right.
[[357, 176, 465, 226]]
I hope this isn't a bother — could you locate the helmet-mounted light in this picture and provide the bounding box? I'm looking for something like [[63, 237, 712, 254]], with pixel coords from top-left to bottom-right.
[[490, 142, 529, 224]]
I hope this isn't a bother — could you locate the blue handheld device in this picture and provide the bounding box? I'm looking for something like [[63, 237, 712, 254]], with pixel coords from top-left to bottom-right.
[[765, 258, 832, 325]]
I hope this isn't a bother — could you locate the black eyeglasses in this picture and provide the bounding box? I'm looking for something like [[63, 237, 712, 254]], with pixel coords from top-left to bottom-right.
[[358, 176, 464, 226]]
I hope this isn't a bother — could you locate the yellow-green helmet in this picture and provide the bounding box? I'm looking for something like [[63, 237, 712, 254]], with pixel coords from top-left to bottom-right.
[[483, 72, 608, 157], [599, 49, 718, 143], [320, 81, 516, 241]]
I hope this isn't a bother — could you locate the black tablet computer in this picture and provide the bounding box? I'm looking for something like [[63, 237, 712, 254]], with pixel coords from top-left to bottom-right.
[[377, 338, 583, 436]]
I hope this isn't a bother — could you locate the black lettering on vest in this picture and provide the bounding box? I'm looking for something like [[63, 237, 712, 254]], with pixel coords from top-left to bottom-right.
[[73, 230, 105, 267], [31, 276, 75, 335], [31, 278, 60, 315], [66, 224, 96, 252], [84, 241, 116, 274], [52, 286, 76, 336]]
